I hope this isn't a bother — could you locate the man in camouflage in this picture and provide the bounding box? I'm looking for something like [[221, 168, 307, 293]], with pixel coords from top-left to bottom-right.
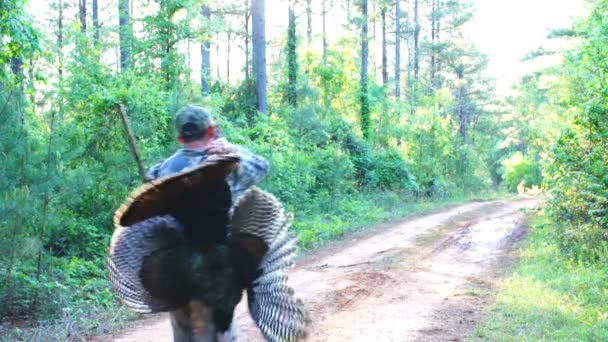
[[145, 105, 269, 203], [143, 105, 270, 341]]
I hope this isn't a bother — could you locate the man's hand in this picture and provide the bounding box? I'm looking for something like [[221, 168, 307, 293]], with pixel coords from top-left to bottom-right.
[[205, 138, 239, 155]]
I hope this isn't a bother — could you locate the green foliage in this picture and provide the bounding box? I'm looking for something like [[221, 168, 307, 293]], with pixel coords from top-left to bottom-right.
[[500, 152, 542, 192], [542, 0, 608, 261], [365, 148, 417, 191], [221, 78, 258, 127], [309, 45, 357, 118], [0, 0, 40, 68], [136, 0, 205, 89], [398, 108, 492, 197]]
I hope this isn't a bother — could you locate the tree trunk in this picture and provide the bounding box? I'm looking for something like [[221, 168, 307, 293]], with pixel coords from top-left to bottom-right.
[[371, 0, 376, 74], [436, 13, 441, 86], [118, 0, 131, 71], [457, 92, 468, 142], [28, 58, 36, 107], [245, 0, 251, 79], [10, 57, 24, 123], [394, 0, 401, 98], [92, 0, 99, 43], [3, 218, 21, 310], [201, 5, 211, 95], [306, 0, 312, 46], [413, 0, 420, 80], [287, 1, 297, 107], [360, 0, 370, 139], [216, 33, 221, 79], [431, 0, 442, 89], [321, 0, 329, 107], [346, 0, 351, 24], [57, 0, 65, 120], [186, 39, 191, 81], [34, 107, 57, 310], [252, 0, 267, 113], [430, 0, 437, 88], [405, 0, 412, 90], [455, 66, 469, 143], [79, 0, 86, 32], [227, 31, 231, 84], [58, 0, 64, 78], [381, 5, 387, 86], [322, 0, 327, 62]]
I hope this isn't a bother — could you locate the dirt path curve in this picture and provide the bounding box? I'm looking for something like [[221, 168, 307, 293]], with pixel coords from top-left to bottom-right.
[[100, 197, 539, 342]]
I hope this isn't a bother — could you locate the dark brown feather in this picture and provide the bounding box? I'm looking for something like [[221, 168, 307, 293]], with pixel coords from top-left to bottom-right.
[[229, 233, 269, 287]]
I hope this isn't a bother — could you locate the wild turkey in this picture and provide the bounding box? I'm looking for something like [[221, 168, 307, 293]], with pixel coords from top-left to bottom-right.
[[106, 154, 309, 341]]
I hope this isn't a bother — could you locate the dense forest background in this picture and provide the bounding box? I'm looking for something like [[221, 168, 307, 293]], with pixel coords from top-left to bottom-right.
[[0, 0, 605, 339]]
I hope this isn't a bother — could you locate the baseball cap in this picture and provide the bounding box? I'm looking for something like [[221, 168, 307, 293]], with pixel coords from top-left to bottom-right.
[[175, 105, 215, 140]]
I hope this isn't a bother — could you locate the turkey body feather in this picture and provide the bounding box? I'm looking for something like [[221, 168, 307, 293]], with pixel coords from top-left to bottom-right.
[[107, 155, 308, 341]]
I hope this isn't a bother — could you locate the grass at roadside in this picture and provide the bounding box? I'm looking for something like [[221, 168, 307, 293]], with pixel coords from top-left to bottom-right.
[[472, 213, 608, 341]]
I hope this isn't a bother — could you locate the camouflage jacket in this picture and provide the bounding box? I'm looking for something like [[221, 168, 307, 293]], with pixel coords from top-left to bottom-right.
[[145, 146, 269, 203]]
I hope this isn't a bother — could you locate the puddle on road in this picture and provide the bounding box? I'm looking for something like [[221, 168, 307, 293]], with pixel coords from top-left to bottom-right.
[[456, 217, 517, 263]]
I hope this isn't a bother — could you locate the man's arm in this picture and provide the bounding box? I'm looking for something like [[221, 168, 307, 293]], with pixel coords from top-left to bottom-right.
[[206, 139, 269, 198], [230, 146, 269, 192]]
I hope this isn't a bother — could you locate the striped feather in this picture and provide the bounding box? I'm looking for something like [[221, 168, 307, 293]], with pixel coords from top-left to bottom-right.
[[230, 187, 290, 246], [107, 215, 184, 312], [231, 187, 309, 341]]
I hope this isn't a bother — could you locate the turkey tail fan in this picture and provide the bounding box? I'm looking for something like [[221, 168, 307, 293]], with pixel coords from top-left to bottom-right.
[[114, 153, 240, 227], [108, 153, 239, 313], [230, 187, 310, 341]]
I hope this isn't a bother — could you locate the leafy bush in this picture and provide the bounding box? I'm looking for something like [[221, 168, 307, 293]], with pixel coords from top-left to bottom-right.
[[543, 0, 608, 261], [366, 148, 418, 192], [548, 134, 608, 261], [221, 78, 258, 127], [500, 152, 542, 192]]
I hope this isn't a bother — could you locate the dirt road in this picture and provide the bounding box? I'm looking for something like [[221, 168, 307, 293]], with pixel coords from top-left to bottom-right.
[[102, 197, 539, 342]]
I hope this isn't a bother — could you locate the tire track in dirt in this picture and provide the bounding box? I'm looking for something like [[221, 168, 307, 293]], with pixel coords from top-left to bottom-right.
[[99, 197, 539, 342]]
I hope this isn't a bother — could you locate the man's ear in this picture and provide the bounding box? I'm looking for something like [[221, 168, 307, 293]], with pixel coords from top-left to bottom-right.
[[176, 136, 185, 144], [206, 126, 215, 139]]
